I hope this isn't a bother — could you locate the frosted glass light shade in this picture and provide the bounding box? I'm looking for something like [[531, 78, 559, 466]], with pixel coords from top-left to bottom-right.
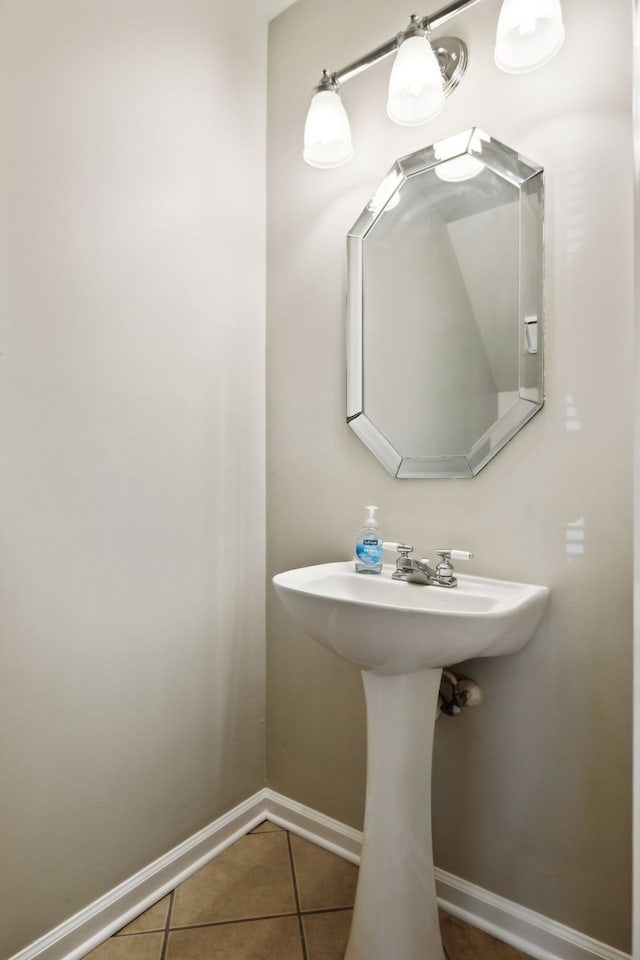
[[495, 0, 564, 73], [303, 89, 353, 168], [386, 35, 444, 126]]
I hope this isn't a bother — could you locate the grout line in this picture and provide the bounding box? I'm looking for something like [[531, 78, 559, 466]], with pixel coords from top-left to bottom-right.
[[299, 906, 354, 917], [166, 912, 300, 932], [285, 832, 303, 914], [159, 891, 175, 960], [113, 931, 166, 939], [442, 935, 452, 960], [286, 831, 309, 960]]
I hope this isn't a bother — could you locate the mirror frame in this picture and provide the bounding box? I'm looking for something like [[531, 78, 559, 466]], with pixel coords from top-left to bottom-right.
[[346, 129, 545, 478]]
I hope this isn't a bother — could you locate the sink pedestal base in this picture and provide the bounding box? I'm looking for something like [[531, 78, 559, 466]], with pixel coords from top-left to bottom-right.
[[344, 668, 445, 960]]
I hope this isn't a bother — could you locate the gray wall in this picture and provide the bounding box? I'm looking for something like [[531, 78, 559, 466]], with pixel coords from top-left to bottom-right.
[[267, 0, 633, 950], [0, 2, 267, 956]]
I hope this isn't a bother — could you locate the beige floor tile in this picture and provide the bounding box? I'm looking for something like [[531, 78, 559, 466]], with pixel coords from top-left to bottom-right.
[[115, 896, 171, 935], [289, 835, 358, 912], [84, 932, 164, 960], [166, 916, 304, 960], [250, 821, 284, 834], [440, 912, 532, 960], [303, 910, 353, 960], [171, 832, 297, 927]]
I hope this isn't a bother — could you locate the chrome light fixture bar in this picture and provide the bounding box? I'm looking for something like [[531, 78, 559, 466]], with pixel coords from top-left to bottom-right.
[[303, 0, 564, 168]]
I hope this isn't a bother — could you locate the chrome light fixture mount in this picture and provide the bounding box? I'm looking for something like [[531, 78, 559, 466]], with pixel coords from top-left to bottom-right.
[[303, 0, 564, 168], [433, 36, 468, 97]]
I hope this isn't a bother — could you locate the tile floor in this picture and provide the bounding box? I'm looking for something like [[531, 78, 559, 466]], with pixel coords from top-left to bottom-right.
[[86, 821, 532, 960]]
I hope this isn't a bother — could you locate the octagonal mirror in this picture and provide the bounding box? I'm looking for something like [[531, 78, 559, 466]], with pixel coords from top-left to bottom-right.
[[346, 129, 544, 478]]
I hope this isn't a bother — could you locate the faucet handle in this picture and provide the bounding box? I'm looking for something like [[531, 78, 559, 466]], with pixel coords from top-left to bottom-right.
[[435, 549, 473, 582], [436, 549, 473, 562], [383, 542, 413, 557], [385, 543, 415, 580]]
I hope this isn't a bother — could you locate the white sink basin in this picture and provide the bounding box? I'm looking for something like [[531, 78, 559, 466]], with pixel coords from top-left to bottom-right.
[[273, 561, 549, 675]]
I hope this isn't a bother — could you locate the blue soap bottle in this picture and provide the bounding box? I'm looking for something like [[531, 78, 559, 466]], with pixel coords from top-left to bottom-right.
[[354, 505, 383, 574]]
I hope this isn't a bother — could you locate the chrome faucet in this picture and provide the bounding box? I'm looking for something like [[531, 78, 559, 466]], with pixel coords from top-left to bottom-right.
[[389, 544, 473, 588]]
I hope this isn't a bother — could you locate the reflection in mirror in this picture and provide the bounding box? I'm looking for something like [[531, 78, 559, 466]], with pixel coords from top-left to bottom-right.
[[346, 129, 544, 478]]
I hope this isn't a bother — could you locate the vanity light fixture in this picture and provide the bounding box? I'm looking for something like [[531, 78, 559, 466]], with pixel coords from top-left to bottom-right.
[[303, 71, 353, 168], [303, 0, 564, 168], [386, 16, 445, 126], [494, 0, 565, 73]]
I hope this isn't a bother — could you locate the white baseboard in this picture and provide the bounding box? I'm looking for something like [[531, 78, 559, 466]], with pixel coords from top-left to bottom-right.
[[434, 869, 630, 960], [8, 789, 270, 960], [263, 789, 362, 864], [9, 788, 630, 960]]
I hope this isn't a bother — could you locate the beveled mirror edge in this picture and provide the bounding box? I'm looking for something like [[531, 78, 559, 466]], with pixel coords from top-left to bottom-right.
[[349, 412, 402, 476], [346, 130, 545, 246], [346, 235, 363, 418], [348, 397, 543, 479], [345, 131, 545, 479], [519, 171, 545, 411], [467, 396, 543, 475]]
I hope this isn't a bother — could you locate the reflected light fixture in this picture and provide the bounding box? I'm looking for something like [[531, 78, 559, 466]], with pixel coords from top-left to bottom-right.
[[303, 0, 565, 168], [367, 169, 403, 215], [434, 128, 488, 182]]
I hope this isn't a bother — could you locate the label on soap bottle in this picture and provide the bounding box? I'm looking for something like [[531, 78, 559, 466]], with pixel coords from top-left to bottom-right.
[[356, 536, 383, 565]]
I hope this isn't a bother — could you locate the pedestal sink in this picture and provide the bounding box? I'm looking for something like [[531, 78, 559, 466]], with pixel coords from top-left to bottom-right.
[[273, 561, 549, 960]]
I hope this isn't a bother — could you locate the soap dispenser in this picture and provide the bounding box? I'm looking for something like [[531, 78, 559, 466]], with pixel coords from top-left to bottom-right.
[[354, 505, 383, 574]]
